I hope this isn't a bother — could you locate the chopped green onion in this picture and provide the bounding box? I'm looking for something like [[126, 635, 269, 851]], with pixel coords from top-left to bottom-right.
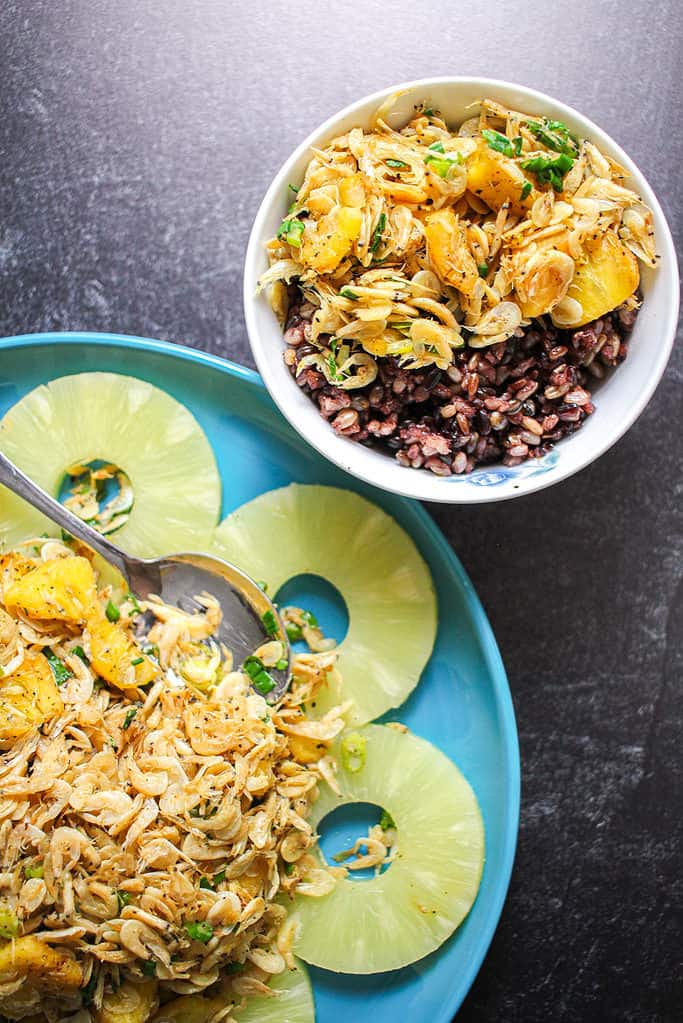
[[481, 129, 514, 157], [122, 708, 138, 730], [379, 809, 396, 830], [428, 140, 445, 152], [243, 655, 276, 695], [286, 623, 303, 643], [513, 136, 523, 157], [262, 609, 279, 637], [72, 645, 89, 664], [526, 120, 577, 157], [214, 869, 226, 884], [127, 592, 142, 614], [24, 862, 44, 879], [288, 183, 299, 194], [144, 643, 160, 660], [256, 580, 268, 592], [116, 890, 131, 911], [423, 107, 434, 117], [285, 862, 296, 876], [43, 647, 72, 686], [142, 961, 156, 976], [340, 287, 360, 300], [521, 180, 533, 200], [385, 158, 408, 169], [521, 152, 574, 192], [277, 217, 305, 248], [424, 152, 463, 179], [370, 212, 386, 254], [301, 609, 318, 627], [105, 600, 120, 623], [478, 263, 489, 278], [340, 732, 367, 774], [252, 671, 275, 696], [275, 658, 288, 671], [199, 876, 214, 890], [60, 529, 72, 543], [185, 920, 214, 944]]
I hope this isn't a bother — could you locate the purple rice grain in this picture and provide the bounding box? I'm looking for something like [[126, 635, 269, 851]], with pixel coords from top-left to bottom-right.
[[282, 293, 638, 475]]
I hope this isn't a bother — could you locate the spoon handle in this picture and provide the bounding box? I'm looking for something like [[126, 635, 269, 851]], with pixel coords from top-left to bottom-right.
[[0, 450, 132, 582]]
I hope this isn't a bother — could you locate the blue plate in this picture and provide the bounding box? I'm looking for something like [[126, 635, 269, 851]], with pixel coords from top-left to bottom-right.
[[0, 333, 519, 1022]]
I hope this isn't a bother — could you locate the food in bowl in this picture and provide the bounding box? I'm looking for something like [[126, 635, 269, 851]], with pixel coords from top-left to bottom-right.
[[258, 97, 658, 475]]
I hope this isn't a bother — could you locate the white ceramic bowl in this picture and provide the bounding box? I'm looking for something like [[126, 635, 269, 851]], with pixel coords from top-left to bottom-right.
[[244, 78, 679, 503]]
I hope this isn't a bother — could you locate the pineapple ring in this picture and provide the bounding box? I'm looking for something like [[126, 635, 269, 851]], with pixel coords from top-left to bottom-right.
[[155, 959, 314, 1023], [290, 724, 485, 974], [210, 484, 437, 725], [0, 373, 221, 558]]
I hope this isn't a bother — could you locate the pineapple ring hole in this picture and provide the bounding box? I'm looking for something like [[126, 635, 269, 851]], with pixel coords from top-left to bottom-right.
[[317, 802, 394, 881], [57, 459, 134, 536], [274, 574, 349, 646]]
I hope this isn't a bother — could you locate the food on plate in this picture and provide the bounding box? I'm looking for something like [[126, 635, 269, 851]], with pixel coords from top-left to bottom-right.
[[0, 539, 337, 1020], [0, 372, 221, 554], [259, 97, 657, 475], [287, 724, 485, 973], [0, 368, 485, 1015], [209, 484, 437, 725]]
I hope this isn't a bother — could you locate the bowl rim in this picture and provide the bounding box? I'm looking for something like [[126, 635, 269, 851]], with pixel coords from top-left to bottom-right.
[[244, 76, 680, 504]]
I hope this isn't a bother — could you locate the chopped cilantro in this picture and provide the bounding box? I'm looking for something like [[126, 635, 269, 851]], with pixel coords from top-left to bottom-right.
[[122, 708, 138, 730], [116, 890, 131, 911], [370, 212, 386, 254], [43, 648, 72, 686]]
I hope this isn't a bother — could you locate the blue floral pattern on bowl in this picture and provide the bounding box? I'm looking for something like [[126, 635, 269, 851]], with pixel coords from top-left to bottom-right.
[[451, 450, 560, 486]]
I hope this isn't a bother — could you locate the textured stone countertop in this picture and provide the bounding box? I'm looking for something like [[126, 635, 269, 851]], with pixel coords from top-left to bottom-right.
[[0, 2, 681, 1020]]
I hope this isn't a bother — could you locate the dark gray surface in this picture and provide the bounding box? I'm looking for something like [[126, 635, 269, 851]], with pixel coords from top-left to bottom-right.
[[1, 2, 681, 1020]]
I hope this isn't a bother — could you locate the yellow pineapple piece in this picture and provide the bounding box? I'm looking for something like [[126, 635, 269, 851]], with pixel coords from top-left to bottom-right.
[[300, 206, 362, 274], [94, 979, 158, 1023], [554, 229, 639, 327], [3, 555, 97, 623], [424, 209, 480, 297], [0, 936, 83, 990], [467, 141, 534, 215], [86, 612, 157, 690], [0, 651, 64, 741]]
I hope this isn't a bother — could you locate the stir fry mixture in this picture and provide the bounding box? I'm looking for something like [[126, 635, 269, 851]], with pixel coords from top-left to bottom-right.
[[0, 538, 346, 1021], [259, 97, 657, 472]]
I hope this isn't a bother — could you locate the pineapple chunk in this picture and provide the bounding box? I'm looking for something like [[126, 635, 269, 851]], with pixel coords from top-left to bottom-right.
[[0, 650, 64, 741], [151, 993, 221, 1023], [3, 555, 97, 623], [424, 209, 480, 297], [300, 206, 362, 274], [87, 612, 156, 690], [467, 141, 533, 215], [94, 979, 158, 1023], [0, 936, 83, 990], [338, 173, 366, 208], [554, 229, 639, 327]]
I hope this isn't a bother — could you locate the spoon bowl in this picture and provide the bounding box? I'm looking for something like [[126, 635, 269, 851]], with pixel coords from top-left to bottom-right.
[[0, 450, 291, 700]]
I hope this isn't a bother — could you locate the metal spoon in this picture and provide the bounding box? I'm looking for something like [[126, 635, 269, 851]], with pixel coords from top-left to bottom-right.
[[0, 451, 291, 701]]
